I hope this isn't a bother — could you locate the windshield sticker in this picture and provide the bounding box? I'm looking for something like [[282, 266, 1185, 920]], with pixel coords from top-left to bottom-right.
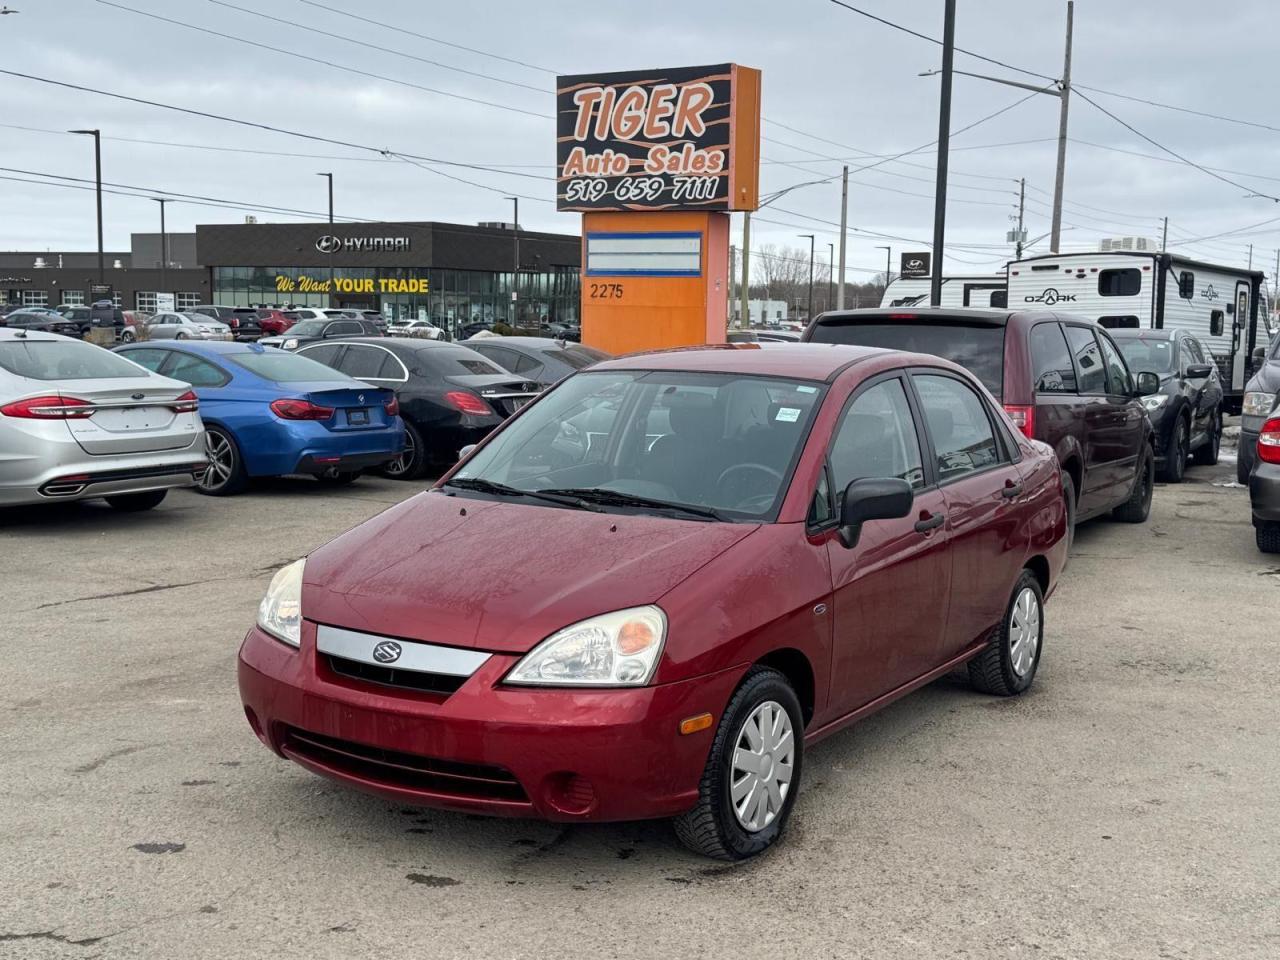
[[796, 385, 818, 394], [775, 407, 801, 423]]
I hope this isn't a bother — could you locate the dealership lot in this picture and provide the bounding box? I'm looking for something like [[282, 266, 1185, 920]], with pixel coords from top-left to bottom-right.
[[1, 457, 1276, 960]]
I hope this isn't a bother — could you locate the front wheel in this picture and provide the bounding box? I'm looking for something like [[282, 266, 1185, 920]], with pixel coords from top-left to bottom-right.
[[968, 570, 1044, 696], [104, 489, 167, 512], [119, 328, 136, 343], [1192, 408, 1222, 466], [1258, 524, 1280, 554], [1161, 418, 1187, 483], [673, 667, 803, 861], [1112, 444, 1154, 523]]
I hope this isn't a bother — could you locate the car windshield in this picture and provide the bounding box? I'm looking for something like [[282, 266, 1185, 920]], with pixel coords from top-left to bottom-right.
[[808, 318, 1006, 398], [549, 346, 608, 369], [288, 320, 328, 336], [0, 339, 155, 380], [451, 369, 824, 521], [421, 349, 505, 376], [229, 350, 350, 382], [1115, 336, 1177, 374]]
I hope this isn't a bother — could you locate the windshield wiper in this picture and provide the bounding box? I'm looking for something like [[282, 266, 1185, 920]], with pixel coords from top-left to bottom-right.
[[534, 487, 728, 522], [444, 476, 601, 512]]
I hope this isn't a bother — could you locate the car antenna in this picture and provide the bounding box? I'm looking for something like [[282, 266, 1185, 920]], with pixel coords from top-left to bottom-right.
[[13, 328, 26, 338]]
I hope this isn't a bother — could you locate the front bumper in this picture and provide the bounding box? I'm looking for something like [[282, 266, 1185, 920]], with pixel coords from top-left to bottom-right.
[[238, 622, 741, 822], [1250, 459, 1280, 526]]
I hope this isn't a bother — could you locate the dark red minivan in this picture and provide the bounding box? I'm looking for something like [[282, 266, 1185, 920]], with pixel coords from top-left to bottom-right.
[[240, 345, 1069, 859], [804, 309, 1157, 526]]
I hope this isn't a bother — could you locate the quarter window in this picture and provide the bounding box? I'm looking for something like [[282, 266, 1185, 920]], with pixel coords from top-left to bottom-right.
[[1029, 323, 1077, 393], [1096, 334, 1133, 396], [913, 374, 1002, 482], [1063, 325, 1106, 395], [1178, 271, 1195, 298], [829, 378, 925, 494], [1098, 268, 1141, 297], [164, 353, 229, 388]]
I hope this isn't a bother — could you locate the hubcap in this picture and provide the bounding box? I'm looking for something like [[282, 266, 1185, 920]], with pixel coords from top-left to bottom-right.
[[385, 427, 416, 476], [1009, 586, 1041, 677], [730, 700, 795, 833], [201, 432, 233, 490]]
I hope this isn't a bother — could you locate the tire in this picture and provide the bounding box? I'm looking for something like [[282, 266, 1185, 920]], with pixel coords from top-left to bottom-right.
[[104, 489, 167, 512], [1258, 524, 1280, 554], [673, 667, 804, 861], [198, 426, 248, 496], [119, 329, 136, 343], [175, 332, 188, 340], [968, 570, 1044, 697], [1161, 417, 1188, 483], [1192, 408, 1221, 466], [380, 420, 426, 480], [316, 470, 360, 486], [1237, 453, 1251, 486], [1112, 444, 1154, 523]]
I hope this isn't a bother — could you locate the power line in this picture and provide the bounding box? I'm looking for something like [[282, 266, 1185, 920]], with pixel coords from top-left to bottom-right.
[[381, 152, 551, 205], [1073, 83, 1280, 137], [94, 0, 552, 121], [762, 135, 1017, 194], [205, 0, 547, 95], [1069, 137, 1280, 187]]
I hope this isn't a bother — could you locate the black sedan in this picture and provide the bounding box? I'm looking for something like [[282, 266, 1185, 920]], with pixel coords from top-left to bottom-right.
[[465, 336, 609, 388], [0, 310, 81, 337], [1112, 328, 1223, 483], [296, 337, 540, 479], [258, 317, 383, 351], [1240, 334, 1280, 484]]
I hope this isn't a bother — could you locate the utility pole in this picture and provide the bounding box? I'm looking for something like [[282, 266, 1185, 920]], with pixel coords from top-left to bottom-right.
[[1049, 0, 1073, 253], [151, 197, 168, 299], [1248, 243, 1253, 270], [504, 196, 520, 323], [1274, 248, 1279, 318], [69, 129, 103, 284], [930, 0, 957, 307], [740, 212, 751, 329], [1161, 216, 1168, 251], [729, 244, 737, 325], [799, 233, 815, 323], [316, 172, 334, 298], [877, 245, 892, 289], [837, 165, 849, 309], [1015, 178, 1027, 259]]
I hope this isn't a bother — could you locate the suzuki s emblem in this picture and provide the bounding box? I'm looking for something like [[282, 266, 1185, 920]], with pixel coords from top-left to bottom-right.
[[316, 234, 342, 254], [372, 640, 402, 664]]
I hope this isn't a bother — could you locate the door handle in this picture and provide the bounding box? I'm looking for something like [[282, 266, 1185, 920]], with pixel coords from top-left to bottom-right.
[[914, 512, 945, 533], [1001, 481, 1024, 499]]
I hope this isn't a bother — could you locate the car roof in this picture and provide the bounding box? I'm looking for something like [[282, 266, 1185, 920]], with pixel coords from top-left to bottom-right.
[[118, 339, 273, 356], [0, 328, 65, 342], [471, 336, 583, 350], [593, 343, 942, 381]]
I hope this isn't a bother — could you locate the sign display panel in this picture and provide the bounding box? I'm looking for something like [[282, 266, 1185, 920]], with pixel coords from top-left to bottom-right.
[[586, 232, 702, 277]]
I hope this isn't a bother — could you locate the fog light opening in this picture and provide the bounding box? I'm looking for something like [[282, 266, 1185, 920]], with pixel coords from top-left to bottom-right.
[[244, 706, 267, 745], [543, 772, 596, 816]]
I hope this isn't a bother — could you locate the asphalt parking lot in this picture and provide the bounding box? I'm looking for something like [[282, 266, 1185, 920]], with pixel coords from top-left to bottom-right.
[[2, 442, 1276, 960]]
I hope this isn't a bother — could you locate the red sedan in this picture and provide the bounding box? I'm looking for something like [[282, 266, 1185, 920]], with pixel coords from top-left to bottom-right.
[[240, 344, 1069, 859]]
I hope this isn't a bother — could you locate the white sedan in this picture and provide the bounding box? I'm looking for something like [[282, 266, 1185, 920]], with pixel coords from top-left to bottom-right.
[[386, 319, 444, 339]]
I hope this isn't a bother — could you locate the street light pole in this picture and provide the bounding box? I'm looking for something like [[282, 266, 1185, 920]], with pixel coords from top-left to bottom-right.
[[316, 173, 333, 299], [876, 245, 892, 289], [827, 242, 834, 313], [798, 234, 815, 323], [930, 0, 957, 308], [151, 197, 168, 300], [504, 197, 520, 324], [837, 165, 849, 309], [69, 129, 103, 284]]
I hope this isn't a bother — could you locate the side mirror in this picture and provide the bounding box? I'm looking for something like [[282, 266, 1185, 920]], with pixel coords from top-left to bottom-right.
[[458, 444, 477, 461], [838, 477, 913, 548], [1134, 370, 1161, 396], [1185, 363, 1214, 380]]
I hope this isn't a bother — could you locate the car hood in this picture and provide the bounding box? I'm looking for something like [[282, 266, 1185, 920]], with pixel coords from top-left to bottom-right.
[[301, 492, 759, 652]]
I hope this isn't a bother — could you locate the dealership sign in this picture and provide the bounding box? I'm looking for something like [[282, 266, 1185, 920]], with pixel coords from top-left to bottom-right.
[[556, 63, 761, 212], [315, 235, 411, 254], [275, 275, 429, 295], [900, 251, 931, 278]]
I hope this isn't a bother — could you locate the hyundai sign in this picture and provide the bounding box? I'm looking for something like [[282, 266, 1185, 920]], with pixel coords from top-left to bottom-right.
[[900, 252, 931, 278]]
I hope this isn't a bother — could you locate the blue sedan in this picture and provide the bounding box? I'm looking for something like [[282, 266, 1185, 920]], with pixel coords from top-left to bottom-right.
[[114, 340, 405, 495]]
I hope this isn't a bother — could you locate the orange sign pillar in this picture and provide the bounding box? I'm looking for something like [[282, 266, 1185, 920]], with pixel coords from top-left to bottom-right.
[[580, 210, 729, 355]]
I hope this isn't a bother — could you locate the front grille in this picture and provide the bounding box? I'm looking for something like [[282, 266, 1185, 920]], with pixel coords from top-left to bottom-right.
[[281, 726, 528, 802], [326, 655, 466, 695]]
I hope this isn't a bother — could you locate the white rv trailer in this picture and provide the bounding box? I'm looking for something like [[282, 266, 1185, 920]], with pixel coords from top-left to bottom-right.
[[880, 275, 1007, 309], [1006, 251, 1267, 410]]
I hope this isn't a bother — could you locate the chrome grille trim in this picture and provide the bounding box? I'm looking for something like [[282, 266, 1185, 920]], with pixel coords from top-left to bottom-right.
[[315, 624, 490, 677]]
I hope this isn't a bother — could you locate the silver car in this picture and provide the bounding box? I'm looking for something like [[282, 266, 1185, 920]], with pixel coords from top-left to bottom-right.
[[0, 329, 207, 509], [128, 311, 233, 342]]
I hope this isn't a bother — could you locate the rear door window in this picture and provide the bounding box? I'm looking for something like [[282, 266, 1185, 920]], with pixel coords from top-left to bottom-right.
[[1063, 325, 1107, 395], [1029, 322, 1077, 393], [912, 374, 1002, 481]]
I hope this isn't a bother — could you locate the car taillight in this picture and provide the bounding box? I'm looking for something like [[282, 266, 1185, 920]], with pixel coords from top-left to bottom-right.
[[170, 390, 199, 414], [228, 317, 239, 328], [1003, 404, 1035, 438], [270, 398, 335, 420], [1259, 416, 1280, 465], [443, 391, 493, 416], [0, 395, 94, 419], [383, 395, 400, 417]]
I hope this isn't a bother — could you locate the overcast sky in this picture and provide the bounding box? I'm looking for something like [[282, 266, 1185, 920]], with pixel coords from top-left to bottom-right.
[[4, 0, 1280, 280]]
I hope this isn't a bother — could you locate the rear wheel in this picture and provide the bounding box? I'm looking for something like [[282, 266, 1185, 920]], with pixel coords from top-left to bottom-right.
[[119, 328, 136, 343], [1161, 418, 1188, 483], [1060, 471, 1076, 550], [1112, 444, 1154, 523], [198, 426, 247, 496], [1258, 524, 1280, 554], [381, 420, 426, 480], [1192, 408, 1222, 466], [968, 570, 1044, 697], [673, 667, 803, 861], [104, 489, 167, 512]]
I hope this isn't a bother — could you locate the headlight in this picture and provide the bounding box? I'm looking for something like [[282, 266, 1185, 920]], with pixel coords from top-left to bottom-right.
[[257, 558, 305, 647], [1243, 391, 1278, 418], [506, 605, 667, 687], [1141, 394, 1168, 412], [283, 338, 299, 349]]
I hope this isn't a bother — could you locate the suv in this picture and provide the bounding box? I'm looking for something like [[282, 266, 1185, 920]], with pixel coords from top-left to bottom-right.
[[191, 305, 262, 341], [803, 309, 1156, 525], [1240, 334, 1280, 484]]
